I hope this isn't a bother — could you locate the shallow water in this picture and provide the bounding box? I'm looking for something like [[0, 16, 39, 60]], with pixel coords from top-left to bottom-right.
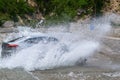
[[0, 14, 120, 80], [0, 14, 113, 71]]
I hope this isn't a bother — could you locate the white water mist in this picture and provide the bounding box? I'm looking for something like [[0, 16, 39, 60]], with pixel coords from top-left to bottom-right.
[[0, 14, 112, 71]]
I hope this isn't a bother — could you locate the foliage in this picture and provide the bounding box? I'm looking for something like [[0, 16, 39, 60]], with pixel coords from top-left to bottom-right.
[[36, 0, 89, 19], [0, 0, 106, 26], [0, 0, 34, 22], [36, 0, 106, 22]]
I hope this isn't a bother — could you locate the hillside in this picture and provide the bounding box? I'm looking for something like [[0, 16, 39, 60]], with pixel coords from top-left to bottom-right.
[[0, 0, 120, 27]]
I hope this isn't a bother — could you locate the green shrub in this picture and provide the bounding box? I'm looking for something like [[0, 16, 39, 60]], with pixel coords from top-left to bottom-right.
[[0, 0, 106, 26], [36, 0, 92, 24], [36, 0, 88, 17], [0, 0, 35, 21]]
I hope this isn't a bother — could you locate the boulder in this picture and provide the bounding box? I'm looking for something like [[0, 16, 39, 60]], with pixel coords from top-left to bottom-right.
[[2, 21, 14, 28], [0, 68, 37, 80]]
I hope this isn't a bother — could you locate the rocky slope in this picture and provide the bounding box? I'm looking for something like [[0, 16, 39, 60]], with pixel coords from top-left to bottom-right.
[[103, 0, 120, 14]]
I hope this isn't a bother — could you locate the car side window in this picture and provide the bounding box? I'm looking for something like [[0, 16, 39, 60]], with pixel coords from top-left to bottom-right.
[[48, 37, 58, 42], [25, 37, 43, 44], [24, 37, 58, 44], [25, 38, 35, 43]]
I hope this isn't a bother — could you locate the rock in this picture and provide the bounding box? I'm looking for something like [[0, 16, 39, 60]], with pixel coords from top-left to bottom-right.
[[99, 37, 120, 63], [111, 18, 120, 26], [77, 9, 86, 16], [14, 22, 22, 27], [112, 28, 120, 37], [2, 21, 14, 28], [109, 14, 120, 26], [102, 37, 120, 53], [0, 28, 18, 33], [0, 68, 37, 80], [109, 27, 120, 37], [103, 0, 120, 14]]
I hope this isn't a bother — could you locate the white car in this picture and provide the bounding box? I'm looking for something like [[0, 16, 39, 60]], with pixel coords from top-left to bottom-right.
[[1, 35, 58, 58], [1, 34, 87, 65]]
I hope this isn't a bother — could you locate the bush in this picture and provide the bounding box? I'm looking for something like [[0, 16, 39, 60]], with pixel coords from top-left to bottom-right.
[[35, 0, 92, 25], [0, 0, 35, 21], [36, 0, 106, 22], [36, 0, 89, 18], [0, 0, 106, 26]]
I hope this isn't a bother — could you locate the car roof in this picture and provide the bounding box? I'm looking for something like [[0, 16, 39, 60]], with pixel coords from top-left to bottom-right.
[[7, 35, 58, 44]]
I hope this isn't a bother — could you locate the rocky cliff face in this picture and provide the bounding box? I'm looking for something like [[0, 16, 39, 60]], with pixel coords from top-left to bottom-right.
[[103, 0, 120, 14]]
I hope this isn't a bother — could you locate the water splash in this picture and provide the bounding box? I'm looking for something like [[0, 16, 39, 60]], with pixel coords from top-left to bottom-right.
[[0, 15, 112, 71]]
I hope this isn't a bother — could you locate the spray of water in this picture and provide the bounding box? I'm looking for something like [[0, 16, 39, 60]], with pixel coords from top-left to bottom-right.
[[0, 15, 112, 71]]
